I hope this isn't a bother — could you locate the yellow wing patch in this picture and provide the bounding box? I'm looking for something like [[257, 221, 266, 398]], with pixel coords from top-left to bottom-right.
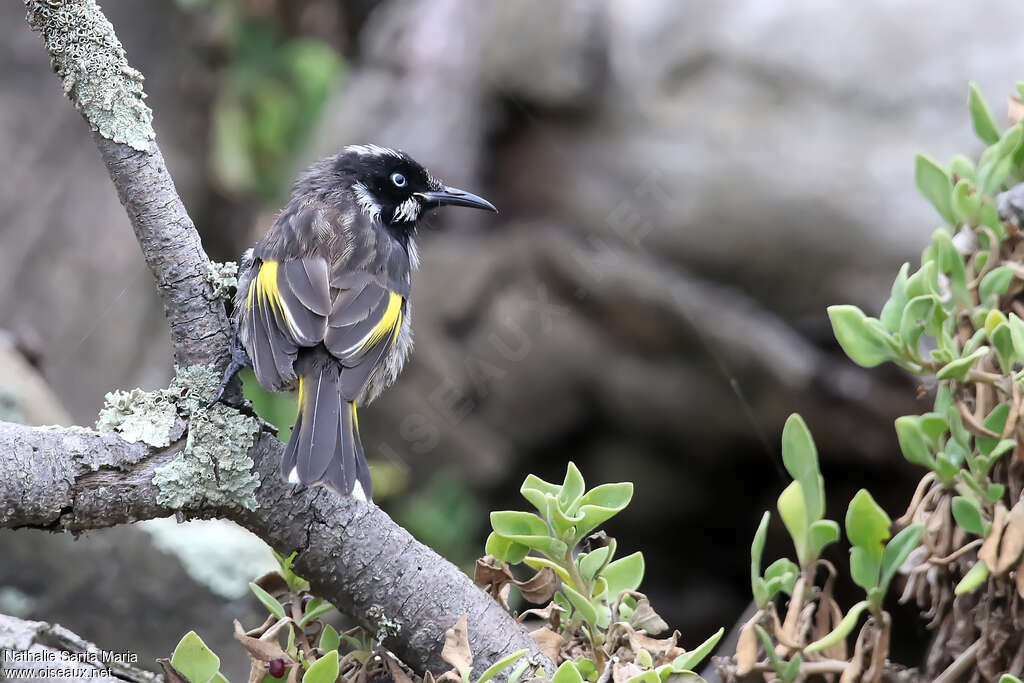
[[363, 291, 404, 351], [248, 259, 299, 337]]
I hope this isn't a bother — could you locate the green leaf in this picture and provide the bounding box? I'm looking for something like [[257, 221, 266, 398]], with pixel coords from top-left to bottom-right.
[[807, 519, 841, 559], [954, 559, 990, 595], [319, 624, 340, 653], [991, 323, 1017, 374], [981, 155, 1014, 195], [298, 599, 335, 628], [303, 649, 339, 683], [763, 558, 799, 598], [979, 403, 1011, 457], [522, 556, 574, 583], [623, 673, 660, 683], [846, 490, 891, 591], [171, 631, 221, 683], [969, 82, 1001, 145], [574, 483, 634, 541], [952, 179, 982, 225], [900, 295, 943, 354], [603, 552, 645, 601], [1001, 124, 1024, 158], [879, 263, 910, 332], [915, 153, 956, 225], [905, 260, 938, 300], [949, 154, 978, 183], [671, 627, 725, 672], [931, 229, 968, 303], [750, 512, 770, 607], [804, 601, 870, 654], [827, 305, 899, 368], [520, 474, 561, 514], [249, 582, 287, 620], [578, 547, 612, 582], [879, 523, 924, 594], [894, 416, 937, 470], [551, 661, 585, 683], [778, 481, 808, 566], [1009, 314, 1024, 357], [952, 496, 985, 536], [561, 584, 599, 626], [209, 674, 228, 683], [781, 414, 824, 523], [558, 463, 586, 512], [485, 532, 530, 565], [999, 675, 1023, 683], [936, 346, 989, 381], [490, 511, 567, 558], [846, 490, 891, 548], [491, 510, 548, 537], [476, 649, 530, 683], [980, 266, 1016, 307]]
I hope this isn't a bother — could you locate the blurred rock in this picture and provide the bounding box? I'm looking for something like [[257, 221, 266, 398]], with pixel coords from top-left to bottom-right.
[[306, 0, 1024, 637]]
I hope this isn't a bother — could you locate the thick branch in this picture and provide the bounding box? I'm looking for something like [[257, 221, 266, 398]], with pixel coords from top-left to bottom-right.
[[0, 613, 160, 683], [0, 420, 551, 677], [95, 135, 231, 369], [20, 0, 551, 677]]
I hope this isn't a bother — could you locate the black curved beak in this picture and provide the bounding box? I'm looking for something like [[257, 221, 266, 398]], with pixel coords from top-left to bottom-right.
[[416, 186, 498, 213]]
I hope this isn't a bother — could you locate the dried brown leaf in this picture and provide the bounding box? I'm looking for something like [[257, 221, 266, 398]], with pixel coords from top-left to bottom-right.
[[1012, 95, 1024, 128], [530, 626, 565, 663], [514, 567, 559, 604], [612, 661, 644, 683], [993, 500, 1024, 575], [475, 557, 514, 589], [629, 598, 669, 635], [734, 620, 758, 676], [233, 619, 288, 662], [980, 503, 1009, 572], [441, 615, 473, 676], [627, 629, 679, 657], [518, 603, 565, 628], [155, 659, 190, 683]]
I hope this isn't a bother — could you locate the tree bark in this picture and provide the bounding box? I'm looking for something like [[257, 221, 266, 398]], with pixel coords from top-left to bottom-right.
[[14, 0, 553, 678], [0, 613, 161, 683]]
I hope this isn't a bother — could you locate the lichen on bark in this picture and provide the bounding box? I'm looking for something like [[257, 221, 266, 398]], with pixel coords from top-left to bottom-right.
[[24, 0, 154, 151], [153, 403, 261, 511], [95, 387, 177, 448]]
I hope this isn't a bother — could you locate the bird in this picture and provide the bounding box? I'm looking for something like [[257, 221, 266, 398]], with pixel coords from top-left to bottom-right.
[[231, 144, 496, 501]]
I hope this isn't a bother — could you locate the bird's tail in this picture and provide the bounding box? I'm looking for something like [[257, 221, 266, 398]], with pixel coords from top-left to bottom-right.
[[281, 361, 372, 500]]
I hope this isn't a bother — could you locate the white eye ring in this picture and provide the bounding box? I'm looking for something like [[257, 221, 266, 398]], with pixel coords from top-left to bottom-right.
[[391, 172, 407, 187]]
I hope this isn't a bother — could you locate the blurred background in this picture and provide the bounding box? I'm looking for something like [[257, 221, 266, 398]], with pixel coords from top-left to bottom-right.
[[3, 0, 1024, 677]]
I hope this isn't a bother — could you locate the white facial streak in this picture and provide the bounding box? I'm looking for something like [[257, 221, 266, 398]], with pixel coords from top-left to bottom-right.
[[393, 196, 421, 223], [352, 181, 381, 223]]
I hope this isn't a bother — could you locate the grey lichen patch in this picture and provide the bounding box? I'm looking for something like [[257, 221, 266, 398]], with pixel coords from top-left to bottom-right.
[[366, 605, 403, 642], [207, 260, 239, 301], [167, 363, 221, 417], [96, 388, 176, 448], [153, 403, 261, 511], [24, 0, 155, 151]]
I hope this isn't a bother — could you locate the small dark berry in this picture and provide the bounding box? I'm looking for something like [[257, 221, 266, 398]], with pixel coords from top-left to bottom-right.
[[268, 658, 287, 678]]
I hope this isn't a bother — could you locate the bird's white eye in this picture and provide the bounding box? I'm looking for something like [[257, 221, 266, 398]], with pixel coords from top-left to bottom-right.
[[391, 172, 407, 187]]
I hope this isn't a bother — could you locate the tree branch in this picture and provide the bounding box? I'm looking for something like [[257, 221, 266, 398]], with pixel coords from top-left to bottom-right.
[[17, 0, 552, 677], [0, 613, 160, 682]]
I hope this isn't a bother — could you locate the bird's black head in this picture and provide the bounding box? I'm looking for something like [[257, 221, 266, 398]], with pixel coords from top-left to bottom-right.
[[326, 145, 496, 228]]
